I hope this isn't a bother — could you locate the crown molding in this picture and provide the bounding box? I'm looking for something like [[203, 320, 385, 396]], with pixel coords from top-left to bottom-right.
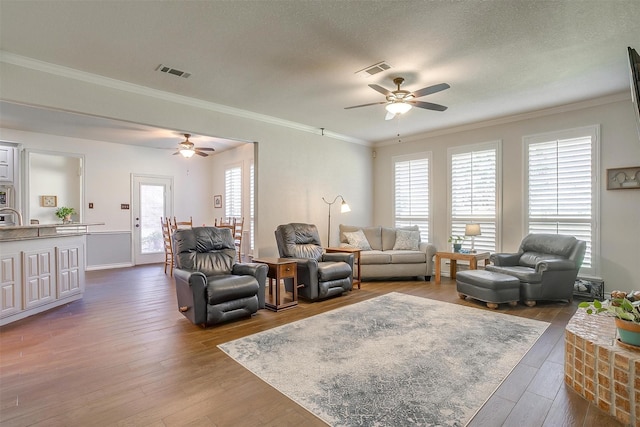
[[375, 92, 630, 147], [0, 51, 369, 146]]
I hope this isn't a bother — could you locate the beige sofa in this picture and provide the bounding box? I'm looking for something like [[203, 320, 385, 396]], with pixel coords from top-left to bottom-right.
[[338, 224, 437, 280]]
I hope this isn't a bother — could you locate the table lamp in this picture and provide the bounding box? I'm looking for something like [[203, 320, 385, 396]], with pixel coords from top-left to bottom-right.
[[465, 223, 481, 253]]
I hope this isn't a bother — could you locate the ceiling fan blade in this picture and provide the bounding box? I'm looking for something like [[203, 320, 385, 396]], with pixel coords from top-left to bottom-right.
[[409, 100, 448, 111], [172, 151, 180, 155], [385, 111, 397, 121], [195, 147, 215, 152], [195, 151, 208, 157], [344, 101, 387, 110], [368, 84, 392, 96], [412, 83, 450, 98]]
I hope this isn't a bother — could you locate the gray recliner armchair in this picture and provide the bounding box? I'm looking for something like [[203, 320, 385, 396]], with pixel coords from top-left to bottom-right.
[[486, 233, 586, 307], [173, 227, 268, 326], [275, 223, 354, 301]]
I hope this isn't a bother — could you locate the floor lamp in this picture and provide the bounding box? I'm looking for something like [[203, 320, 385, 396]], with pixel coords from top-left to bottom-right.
[[322, 195, 351, 246], [465, 223, 481, 253]]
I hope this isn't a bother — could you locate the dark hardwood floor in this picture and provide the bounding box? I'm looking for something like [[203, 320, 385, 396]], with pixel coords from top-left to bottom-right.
[[0, 265, 624, 426]]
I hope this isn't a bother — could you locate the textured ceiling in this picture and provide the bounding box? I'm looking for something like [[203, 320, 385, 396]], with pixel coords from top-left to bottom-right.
[[1, 0, 639, 147]]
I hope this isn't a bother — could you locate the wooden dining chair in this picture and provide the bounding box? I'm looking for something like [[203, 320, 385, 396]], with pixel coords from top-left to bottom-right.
[[172, 216, 193, 230], [233, 217, 244, 262], [161, 217, 175, 276]]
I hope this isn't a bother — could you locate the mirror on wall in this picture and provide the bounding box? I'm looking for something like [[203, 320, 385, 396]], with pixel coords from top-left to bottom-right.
[[25, 150, 84, 225]]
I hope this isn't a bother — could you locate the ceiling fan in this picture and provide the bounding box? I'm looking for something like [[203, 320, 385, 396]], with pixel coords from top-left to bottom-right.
[[345, 77, 450, 120], [173, 134, 215, 158]]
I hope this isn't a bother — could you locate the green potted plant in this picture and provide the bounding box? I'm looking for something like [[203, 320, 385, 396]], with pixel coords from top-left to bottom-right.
[[578, 291, 640, 347], [448, 235, 465, 253], [55, 206, 76, 224]]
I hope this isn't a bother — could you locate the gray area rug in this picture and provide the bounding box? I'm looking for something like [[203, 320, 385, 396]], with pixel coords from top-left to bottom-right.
[[218, 292, 549, 426]]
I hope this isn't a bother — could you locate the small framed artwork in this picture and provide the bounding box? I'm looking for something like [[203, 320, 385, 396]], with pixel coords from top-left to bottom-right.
[[214, 195, 222, 209], [41, 195, 57, 207], [607, 166, 640, 190]]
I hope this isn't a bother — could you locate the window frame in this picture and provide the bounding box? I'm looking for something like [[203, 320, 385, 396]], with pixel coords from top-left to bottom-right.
[[447, 140, 502, 254], [224, 163, 242, 220], [523, 125, 600, 277], [392, 152, 432, 243]]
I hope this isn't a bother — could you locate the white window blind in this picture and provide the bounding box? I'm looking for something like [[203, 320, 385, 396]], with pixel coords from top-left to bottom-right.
[[393, 154, 430, 241], [225, 166, 242, 219], [450, 145, 498, 253], [525, 126, 598, 273]]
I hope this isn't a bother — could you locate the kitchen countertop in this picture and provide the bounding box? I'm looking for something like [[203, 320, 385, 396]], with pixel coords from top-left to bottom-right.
[[0, 222, 105, 241]]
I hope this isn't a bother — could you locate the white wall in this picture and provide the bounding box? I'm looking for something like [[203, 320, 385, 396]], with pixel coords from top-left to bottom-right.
[[372, 96, 640, 293], [28, 152, 81, 224], [0, 61, 374, 260]]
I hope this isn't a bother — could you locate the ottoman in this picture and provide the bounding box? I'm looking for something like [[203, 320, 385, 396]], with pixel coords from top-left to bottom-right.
[[456, 270, 520, 309]]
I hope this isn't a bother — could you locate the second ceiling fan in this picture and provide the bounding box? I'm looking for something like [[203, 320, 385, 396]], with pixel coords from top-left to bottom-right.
[[345, 77, 450, 120], [173, 134, 215, 158]]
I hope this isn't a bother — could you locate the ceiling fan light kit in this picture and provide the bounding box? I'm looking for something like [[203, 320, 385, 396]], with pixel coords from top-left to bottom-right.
[[386, 101, 412, 115]]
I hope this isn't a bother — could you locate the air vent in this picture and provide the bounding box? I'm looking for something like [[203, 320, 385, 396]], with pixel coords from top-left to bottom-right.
[[355, 61, 392, 78], [156, 64, 191, 79]]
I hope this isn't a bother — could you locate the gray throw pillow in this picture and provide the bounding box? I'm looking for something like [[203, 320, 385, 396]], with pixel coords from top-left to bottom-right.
[[393, 229, 420, 250], [344, 230, 372, 250]]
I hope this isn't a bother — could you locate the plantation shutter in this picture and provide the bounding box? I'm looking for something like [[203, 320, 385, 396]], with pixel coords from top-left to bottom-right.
[[394, 155, 430, 241], [450, 147, 497, 252], [225, 166, 242, 219], [527, 134, 594, 270]]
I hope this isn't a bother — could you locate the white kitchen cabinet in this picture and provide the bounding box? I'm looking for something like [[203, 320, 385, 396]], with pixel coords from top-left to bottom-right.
[[23, 248, 56, 310], [0, 253, 22, 318], [56, 245, 84, 299], [0, 146, 15, 182]]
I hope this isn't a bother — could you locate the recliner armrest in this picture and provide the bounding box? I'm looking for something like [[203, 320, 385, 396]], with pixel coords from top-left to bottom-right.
[[174, 269, 208, 325], [490, 252, 521, 266], [535, 259, 576, 273], [322, 252, 354, 265]]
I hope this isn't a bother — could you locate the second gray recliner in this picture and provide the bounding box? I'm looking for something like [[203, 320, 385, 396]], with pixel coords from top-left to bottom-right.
[[275, 223, 354, 301]]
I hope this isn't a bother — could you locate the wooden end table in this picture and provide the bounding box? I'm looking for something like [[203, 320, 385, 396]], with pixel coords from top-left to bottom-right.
[[325, 247, 361, 289], [253, 257, 298, 311], [434, 251, 490, 284]]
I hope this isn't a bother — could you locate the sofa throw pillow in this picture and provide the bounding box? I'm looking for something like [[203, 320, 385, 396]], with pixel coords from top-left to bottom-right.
[[344, 230, 372, 250], [393, 229, 420, 251]]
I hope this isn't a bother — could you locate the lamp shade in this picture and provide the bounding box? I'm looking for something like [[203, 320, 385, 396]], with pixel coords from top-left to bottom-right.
[[385, 101, 412, 115], [340, 200, 351, 213], [465, 223, 481, 237]]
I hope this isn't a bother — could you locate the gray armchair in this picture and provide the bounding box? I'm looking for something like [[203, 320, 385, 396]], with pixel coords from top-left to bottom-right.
[[486, 233, 586, 307], [173, 227, 268, 326], [275, 223, 354, 301]]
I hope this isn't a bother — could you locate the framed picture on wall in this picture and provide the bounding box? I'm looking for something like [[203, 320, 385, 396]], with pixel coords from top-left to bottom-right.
[[214, 195, 222, 209], [41, 195, 57, 207]]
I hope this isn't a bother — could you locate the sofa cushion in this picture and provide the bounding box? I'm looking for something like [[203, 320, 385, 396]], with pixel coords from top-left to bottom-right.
[[340, 225, 382, 250], [393, 229, 420, 250], [343, 229, 372, 250], [388, 250, 426, 264], [360, 250, 392, 265]]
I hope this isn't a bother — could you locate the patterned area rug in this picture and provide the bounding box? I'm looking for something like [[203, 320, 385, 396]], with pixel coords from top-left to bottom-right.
[[218, 292, 549, 426]]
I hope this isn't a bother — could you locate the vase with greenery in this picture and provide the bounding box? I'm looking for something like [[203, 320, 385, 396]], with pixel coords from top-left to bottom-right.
[[448, 235, 465, 253], [55, 207, 76, 224], [579, 290, 640, 347]]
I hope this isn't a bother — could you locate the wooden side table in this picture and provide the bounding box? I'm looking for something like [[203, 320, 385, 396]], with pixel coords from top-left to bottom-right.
[[325, 247, 361, 289], [434, 251, 490, 284], [253, 257, 298, 311]]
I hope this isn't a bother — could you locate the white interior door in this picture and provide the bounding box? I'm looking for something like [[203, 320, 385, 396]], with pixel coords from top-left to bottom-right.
[[132, 175, 172, 265]]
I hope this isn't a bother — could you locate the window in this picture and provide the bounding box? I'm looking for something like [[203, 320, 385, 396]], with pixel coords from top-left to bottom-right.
[[225, 165, 242, 219], [524, 125, 599, 275], [393, 153, 431, 241], [449, 142, 501, 253]]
